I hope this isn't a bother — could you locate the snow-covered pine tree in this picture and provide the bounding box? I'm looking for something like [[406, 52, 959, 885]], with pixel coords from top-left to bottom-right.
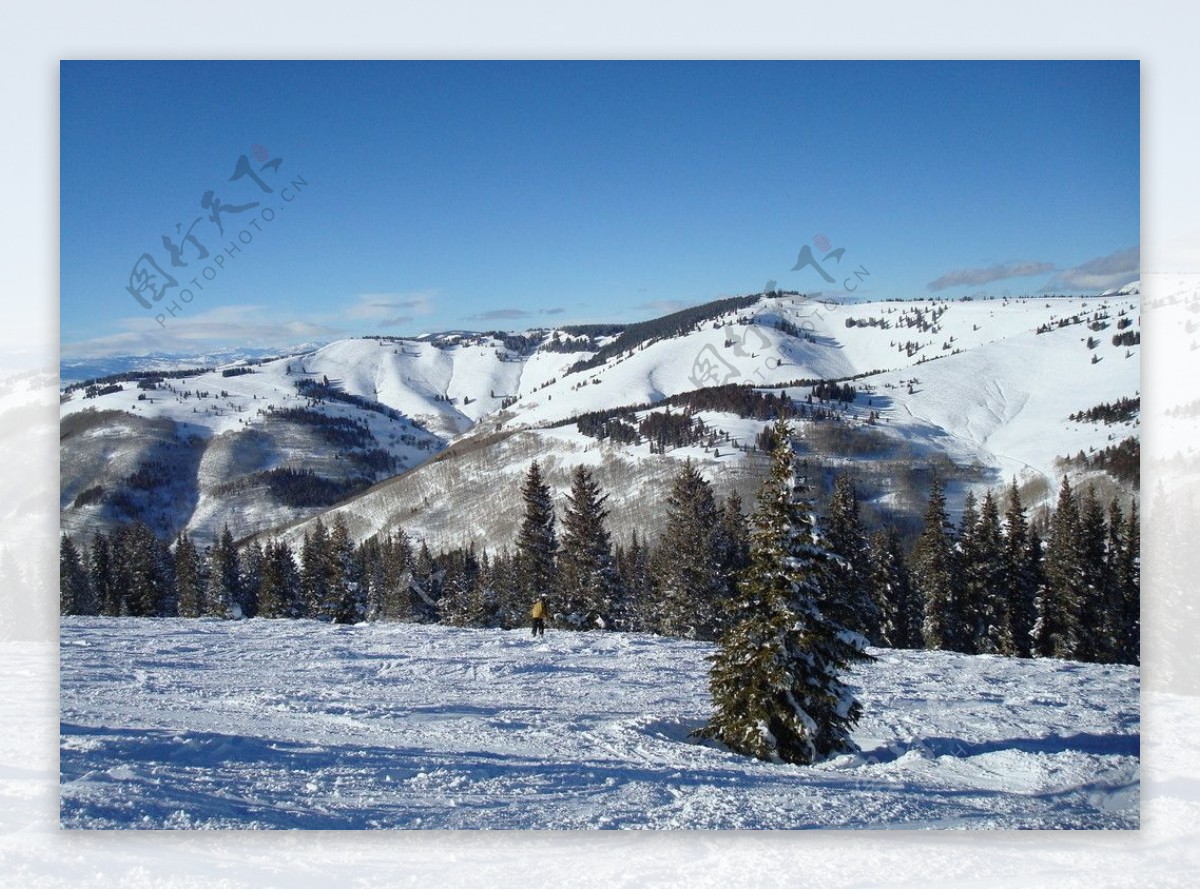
[[173, 532, 203, 618], [698, 418, 872, 765], [867, 527, 916, 648], [913, 476, 964, 651], [1002, 479, 1037, 658], [59, 534, 94, 615], [558, 465, 622, 630], [654, 460, 725, 639], [822, 473, 879, 642], [515, 460, 558, 612]]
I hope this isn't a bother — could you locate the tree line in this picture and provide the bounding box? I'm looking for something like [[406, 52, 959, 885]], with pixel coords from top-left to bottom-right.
[[60, 457, 1139, 667]]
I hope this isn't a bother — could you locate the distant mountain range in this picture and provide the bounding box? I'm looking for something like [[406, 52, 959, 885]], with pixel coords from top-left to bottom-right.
[[60, 292, 1141, 552]]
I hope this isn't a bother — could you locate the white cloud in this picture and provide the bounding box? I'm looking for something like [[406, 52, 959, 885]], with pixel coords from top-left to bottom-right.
[[344, 291, 436, 322], [928, 261, 1056, 292], [1043, 246, 1140, 293], [61, 305, 341, 358]]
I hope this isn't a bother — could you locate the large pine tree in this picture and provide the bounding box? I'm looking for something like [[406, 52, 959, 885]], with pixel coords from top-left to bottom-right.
[[205, 526, 241, 619], [913, 476, 963, 651], [1114, 500, 1140, 665], [654, 460, 725, 639], [1035, 478, 1084, 659], [698, 419, 872, 765], [558, 466, 622, 630], [1002, 480, 1037, 658], [1075, 485, 1109, 662], [867, 528, 916, 648], [173, 532, 203, 618], [113, 521, 174, 617], [59, 534, 95, 616], [515, 460, 558, 612], [960, 491, 1011, 654], [90, 532, 118, 617], [822, 473, 878, 641]]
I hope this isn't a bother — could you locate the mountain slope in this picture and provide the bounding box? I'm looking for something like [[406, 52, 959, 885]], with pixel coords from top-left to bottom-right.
[[59, 293, 1140, 550]]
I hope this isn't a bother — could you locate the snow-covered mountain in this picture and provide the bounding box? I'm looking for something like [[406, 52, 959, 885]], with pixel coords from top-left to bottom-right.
[[59, 292, 1141, 550]]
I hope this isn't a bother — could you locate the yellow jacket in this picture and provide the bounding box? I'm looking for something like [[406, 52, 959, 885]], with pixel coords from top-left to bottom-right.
[[531, 601, 546, 619]]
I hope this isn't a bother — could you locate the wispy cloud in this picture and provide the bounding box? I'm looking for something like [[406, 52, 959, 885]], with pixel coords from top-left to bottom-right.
[[928, 261, 1056, 292], [542, 307, 565, 316], [345, 292, 435, 322], [61, 306, 341, 359], [468, 308, 533, 321], [1043, 246, 1139, 293]]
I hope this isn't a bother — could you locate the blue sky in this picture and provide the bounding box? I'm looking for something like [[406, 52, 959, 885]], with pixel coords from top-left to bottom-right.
[[60, 60, 1139, 357]]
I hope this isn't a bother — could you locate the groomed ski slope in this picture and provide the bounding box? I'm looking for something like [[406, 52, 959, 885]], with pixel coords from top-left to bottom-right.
[[59, 618, 1139, 830]]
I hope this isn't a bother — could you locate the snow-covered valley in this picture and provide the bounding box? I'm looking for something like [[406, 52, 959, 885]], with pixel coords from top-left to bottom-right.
[[59, 618, 1139, 830]]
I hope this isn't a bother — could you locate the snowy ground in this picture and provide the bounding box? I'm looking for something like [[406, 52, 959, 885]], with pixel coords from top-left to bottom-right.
[[59, 618, 1139, 831]]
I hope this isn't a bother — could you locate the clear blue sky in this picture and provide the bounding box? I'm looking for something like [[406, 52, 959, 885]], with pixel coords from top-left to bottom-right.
[[60, 60, 1139, 357]]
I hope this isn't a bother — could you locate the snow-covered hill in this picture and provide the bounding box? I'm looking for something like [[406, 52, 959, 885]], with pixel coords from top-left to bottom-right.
[[59, 617, 1139, 830], [59, 293, 1140, 550], [277, 294, 1140, 552]]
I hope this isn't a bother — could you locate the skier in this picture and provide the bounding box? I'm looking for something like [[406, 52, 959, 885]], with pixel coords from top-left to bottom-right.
[[530, 598, 547, 637]]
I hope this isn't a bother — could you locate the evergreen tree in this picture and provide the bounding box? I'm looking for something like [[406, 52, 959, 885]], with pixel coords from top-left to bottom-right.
[[965, 491, 1011, 654], [488, 546, 522, 629], [205, 526, 241, 619], [238, 540, 264, 619], [1035, 478, 1084, 659], [59, 534, 94, 616], [1002, 480, 1037, 658], [558, 466, 621, 630], [515, 461, 558, 613], [698, 419, 872, 764], [328, 514, 362, 623], [1099, 498, 1140, 666], [615, 530, 653, 632], [955, 491, 982, 652], [301, 518, 332, 620], [913, 476, 963, 651], [173, 532, 203, 618], [1115, 500, 1140, 665], [822, 474, 878, 641], [654, 460, 725, 639], [1075, 485, 1108, 661], [867, 528, 915, 648], [258, 540, 301, 618], [382, 530, 415, 621], [114, 521, 173, 617], [717, 490, 752, 582], [409, 540, 443, 621], [89, 532, 118, 617]]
